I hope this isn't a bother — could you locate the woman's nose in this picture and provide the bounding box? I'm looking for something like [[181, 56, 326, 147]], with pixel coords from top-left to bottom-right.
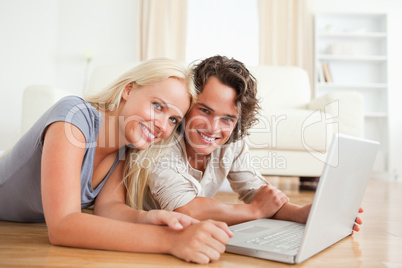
[[154, 114, 169, 134]]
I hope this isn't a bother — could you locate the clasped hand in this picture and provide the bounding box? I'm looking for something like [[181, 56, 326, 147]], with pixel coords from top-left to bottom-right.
[[142, 210, 233, 264]]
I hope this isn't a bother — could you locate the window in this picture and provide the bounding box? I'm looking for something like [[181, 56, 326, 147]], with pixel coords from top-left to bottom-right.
[[186, 0, 259, 66]]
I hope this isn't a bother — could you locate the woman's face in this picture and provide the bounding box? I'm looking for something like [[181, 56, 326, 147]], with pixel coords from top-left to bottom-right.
[[184, 76, 239, 157], [120, 78, 190, 150]]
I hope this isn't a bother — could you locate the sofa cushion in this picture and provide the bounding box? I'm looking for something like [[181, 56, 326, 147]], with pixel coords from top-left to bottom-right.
[[246, 108, 336, 152], [247, 66, 311, 110]]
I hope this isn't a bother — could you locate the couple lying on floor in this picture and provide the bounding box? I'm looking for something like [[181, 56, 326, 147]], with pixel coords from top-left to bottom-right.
[[0, 56, 362, 264]]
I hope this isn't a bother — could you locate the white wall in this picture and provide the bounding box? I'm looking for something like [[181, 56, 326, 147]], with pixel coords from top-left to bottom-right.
[[1, 0, 401, 178], [0, 0, 139, 150], [0, 0, 59, 150], [55, 0, 139, 96], [308, 0, 402, 179]]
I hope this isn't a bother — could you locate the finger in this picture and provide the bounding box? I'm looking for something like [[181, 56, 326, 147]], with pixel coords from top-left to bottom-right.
[[210, 221, 233, 242], [162, 213, 184, 230], [275, 190, 289, 205], [358, 207, 364, 213], [353, 223, 361, 232], [205, 235, 226, 255], [190, 252, 211, 265], [177, 214, 199, 228], [214, 220, 234, 238], [280, 193, 290, 204], [355, 216, 363, 225], [204, 248, 221, 263], [197, 235, 225, 263]]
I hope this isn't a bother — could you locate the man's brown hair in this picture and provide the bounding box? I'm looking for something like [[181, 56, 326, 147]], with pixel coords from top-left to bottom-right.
[[192, 55, 260, 143]]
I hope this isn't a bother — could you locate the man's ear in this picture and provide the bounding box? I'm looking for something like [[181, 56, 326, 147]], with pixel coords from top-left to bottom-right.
[[122, 82, 134, 101]]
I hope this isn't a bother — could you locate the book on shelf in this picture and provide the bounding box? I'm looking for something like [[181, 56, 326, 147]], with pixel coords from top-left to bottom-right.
[[316, 61, 325, 83], [322, 62, 333, 83]]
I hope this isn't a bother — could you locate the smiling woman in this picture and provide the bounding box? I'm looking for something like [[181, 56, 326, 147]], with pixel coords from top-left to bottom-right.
[[0, 58, 234, 264], [118, 78, 189, 150]]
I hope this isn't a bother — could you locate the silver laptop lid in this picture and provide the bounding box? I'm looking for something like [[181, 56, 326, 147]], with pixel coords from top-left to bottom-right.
[[296, 133, 379, 263]]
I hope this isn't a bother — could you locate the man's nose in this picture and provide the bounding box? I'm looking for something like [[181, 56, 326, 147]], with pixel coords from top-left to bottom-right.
[[209, 117, 221, 133]]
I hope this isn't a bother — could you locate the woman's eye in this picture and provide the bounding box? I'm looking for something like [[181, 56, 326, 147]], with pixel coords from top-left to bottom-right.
[[153, 102, 162, 110], [169, 117, 178, 125]]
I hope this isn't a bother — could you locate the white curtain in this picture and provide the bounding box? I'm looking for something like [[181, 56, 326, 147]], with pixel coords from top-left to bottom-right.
[[139, 0, 187, 61], [258, 0, 313, 84]]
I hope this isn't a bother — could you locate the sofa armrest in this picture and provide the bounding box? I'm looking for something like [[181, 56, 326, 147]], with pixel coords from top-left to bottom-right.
[[21, 85, 71, 135], [307, 91, 364, 138]]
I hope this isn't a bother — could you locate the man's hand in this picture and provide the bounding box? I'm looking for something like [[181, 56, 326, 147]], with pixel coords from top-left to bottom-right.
[[142, 210, 199, 230], [351, 207, 364, 235], [249, 185, 289, 219]]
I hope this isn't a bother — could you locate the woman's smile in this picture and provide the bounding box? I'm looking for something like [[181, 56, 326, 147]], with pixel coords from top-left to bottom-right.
[[140, 123, 158, 142]]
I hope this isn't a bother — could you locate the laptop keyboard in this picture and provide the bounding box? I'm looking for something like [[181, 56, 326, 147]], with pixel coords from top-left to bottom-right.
[[244, 224, 305, 252]]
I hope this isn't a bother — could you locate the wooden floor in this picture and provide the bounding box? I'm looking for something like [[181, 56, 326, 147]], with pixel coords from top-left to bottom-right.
[[1, 177, 401, 267]]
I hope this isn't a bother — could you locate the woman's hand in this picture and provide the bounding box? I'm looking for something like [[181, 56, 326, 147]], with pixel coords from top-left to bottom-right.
[[142, 210, 199, 230], [170, 220, 233, 264]]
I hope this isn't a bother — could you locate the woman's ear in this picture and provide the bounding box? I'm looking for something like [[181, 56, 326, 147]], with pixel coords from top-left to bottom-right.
[[122, 82, 134, 101]]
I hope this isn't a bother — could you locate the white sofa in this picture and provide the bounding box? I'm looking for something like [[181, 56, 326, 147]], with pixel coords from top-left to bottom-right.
[[21, 63, 364, 177], [245, 66, 364, 177]]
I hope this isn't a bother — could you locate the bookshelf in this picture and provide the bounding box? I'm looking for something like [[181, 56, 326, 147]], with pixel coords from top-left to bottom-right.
[[314, 13, 388, 173]]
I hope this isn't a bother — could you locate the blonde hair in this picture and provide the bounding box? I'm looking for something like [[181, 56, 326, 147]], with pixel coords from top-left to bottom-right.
[[85, 58, 196, 210]]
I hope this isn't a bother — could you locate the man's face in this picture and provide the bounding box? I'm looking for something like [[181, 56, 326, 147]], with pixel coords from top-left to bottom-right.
[[184, 76, 239, 157]]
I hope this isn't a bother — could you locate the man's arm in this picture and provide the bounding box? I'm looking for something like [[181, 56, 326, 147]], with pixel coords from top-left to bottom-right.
[[272, 203, 312, 223], [174, 185, 289, 226]]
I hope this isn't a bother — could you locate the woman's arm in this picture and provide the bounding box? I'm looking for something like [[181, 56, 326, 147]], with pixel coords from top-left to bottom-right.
[[94, 158, 197, 230], [41, 122, 232, 264]]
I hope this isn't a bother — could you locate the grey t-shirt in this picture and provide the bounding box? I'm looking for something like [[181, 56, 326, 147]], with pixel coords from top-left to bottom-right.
[[0, 96, 124, 222]]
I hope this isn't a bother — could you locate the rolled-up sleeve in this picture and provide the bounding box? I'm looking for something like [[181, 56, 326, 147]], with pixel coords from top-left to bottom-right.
[[227, 140, 269, 204], [147, 154, 202, 211]]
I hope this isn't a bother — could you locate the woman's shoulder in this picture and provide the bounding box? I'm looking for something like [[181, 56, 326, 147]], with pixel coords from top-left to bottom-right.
[[52, 96, 101, 120], [54, 95, 93, 110], [48, 96, 102, 144]]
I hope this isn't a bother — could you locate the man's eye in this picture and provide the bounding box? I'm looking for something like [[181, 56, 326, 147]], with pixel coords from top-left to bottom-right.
[[200, 108, 210, 114], [153, 102, 162, 110], [222, 117, 234, 123]]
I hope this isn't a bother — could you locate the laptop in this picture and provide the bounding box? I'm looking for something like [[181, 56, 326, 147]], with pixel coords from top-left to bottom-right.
[[226, 133, 379, 264]]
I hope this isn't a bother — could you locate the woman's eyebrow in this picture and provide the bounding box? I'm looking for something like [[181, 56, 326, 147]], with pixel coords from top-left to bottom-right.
[[154, 97, 167, 107], [155, 97, 184, 120]]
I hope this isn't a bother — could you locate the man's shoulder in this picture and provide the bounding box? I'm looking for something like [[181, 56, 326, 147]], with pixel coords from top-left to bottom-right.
[[153, 133, 187, 168], [217, 138, 247, 154]]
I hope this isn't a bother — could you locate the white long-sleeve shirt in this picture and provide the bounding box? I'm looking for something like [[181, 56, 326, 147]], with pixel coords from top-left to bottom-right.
[[144, 134, 269, 211]]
